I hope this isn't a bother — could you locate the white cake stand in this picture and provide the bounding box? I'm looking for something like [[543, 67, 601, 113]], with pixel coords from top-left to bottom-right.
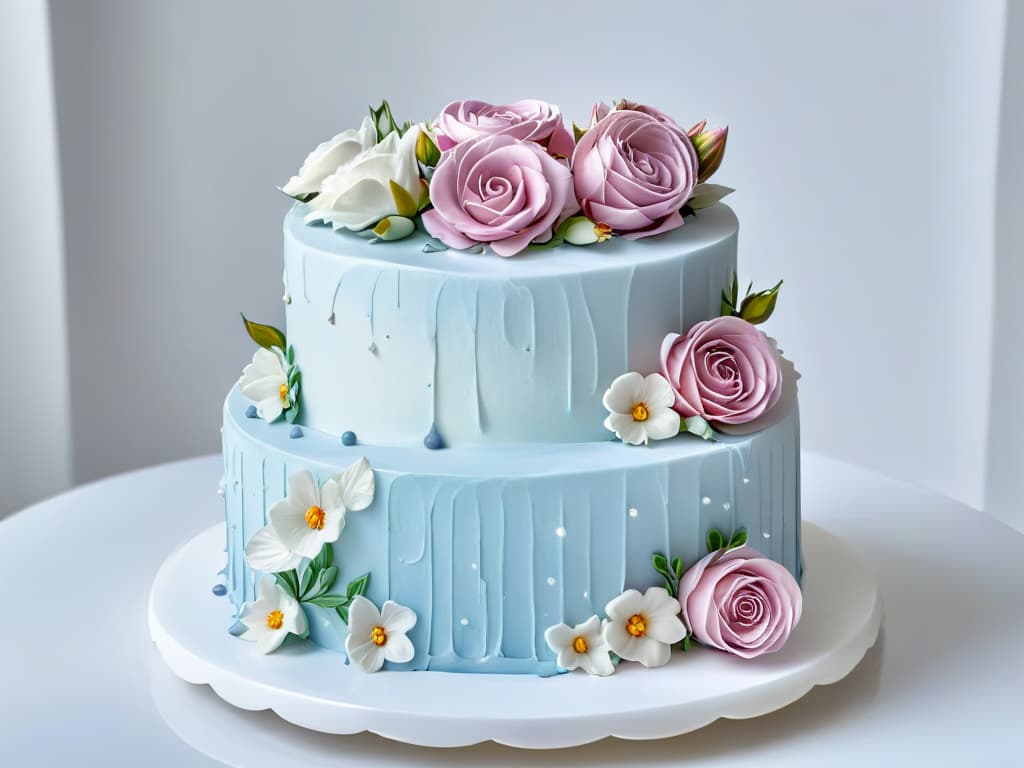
[[148, 522, 881, 749]]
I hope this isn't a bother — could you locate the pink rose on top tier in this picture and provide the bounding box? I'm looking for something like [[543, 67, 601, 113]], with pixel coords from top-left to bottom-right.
[[616, 99, 689, 137], [660, 315, 782, 429], [572, 109, 698, 239], [422, 134, 578, 257], [434, 99, 575, 157], [678, 545, 802, 659]]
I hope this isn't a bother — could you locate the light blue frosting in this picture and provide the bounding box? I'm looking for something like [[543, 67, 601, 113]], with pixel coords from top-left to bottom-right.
[[283, 203, 738, 446], [222, 386, 801, 675]]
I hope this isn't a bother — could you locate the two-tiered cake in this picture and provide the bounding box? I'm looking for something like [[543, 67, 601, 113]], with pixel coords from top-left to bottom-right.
[[220, 98, 802, 676]]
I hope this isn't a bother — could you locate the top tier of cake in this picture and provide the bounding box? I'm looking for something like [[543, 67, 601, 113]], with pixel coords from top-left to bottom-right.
[[283, 202, 737, 446]]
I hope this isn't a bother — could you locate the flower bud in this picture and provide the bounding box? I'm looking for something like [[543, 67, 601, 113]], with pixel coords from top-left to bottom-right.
[[415, 129, 441, 166], [561, 216, 613, 246], [692, 125, 728, 182], [372, 216, 416, 241], [687, 119, 707, 139], [738, 280, 783, 325]]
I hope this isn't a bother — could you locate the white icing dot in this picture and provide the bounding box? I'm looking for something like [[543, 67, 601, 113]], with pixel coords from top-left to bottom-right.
[[743, 477, 751, 485], [547, 576, 557, 586], [583, 591, 589, 599], [628, 507, 639, 518], [555, 526, 567, 538], [701, 496, 711, 505], [460, 617, 469, 626], [470, 562, 478, 571], [723, 501, 732, 511], [762, 531, 772, 539]]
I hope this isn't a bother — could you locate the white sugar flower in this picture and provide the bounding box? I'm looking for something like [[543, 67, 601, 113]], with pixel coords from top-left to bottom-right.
[[281, 117, 377, 199], [544, 615, 614, 676], [603, 586, 686, 668], [602, 372, 680, 445], [239, 576, 307, 654], [306, 126, 421, 232], [239, 347, 290, 423], [344, 596, 416, 672], [245, 459, 375, 572]]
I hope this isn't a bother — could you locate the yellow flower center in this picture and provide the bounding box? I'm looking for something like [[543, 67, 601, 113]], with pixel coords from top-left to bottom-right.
[[626, 613, 647, 638], [573, 636, 588, 654], [631, 403, 649, 422], [371, 626, 387, 646], [594, 222, 613, 242], [266, 610, 284, 630], [304, 505, 326, 530], [279, 383, 289, 403]]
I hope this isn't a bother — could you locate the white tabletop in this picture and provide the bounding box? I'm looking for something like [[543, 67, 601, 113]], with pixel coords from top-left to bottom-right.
[[1, 453, 1021, 766]]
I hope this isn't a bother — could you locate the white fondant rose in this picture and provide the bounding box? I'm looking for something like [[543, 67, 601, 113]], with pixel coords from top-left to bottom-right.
[[239, 347, 290, 423], [305, 127, 421, 231], [239, 576, 307, 654], [345, 596, 417, 672], [244, 460, 375, 572], [603, 586, 686, 668], [281, 117, 377, 199]]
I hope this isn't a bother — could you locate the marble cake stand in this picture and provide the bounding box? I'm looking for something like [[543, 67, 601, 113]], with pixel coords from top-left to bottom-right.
[[148, 521, 881, 750]]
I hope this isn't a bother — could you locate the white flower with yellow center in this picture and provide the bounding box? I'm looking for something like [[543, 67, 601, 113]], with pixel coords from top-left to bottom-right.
[[602, 372, 680, 445], [239, 576, 307, 654], [239, 347, 291, 423], [244, 459, 375, 573], [281, 116, 377, 199], [344, 596, 417, 673], [602, 586, 686, 668], [544, 615, 614, 676]]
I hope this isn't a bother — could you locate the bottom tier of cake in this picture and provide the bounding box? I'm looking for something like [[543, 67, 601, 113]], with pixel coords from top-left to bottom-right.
[[220, 386, 801, 675]]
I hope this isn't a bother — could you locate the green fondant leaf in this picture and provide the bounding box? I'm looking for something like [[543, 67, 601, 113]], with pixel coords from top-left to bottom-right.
[[318, 565, 339, 594], [308, 594, 348, 609], [390, 179, 419, 218], [652, 552, 669, 576], [664, 577, 675, 596], [241, 313, 286, 351], [370, 99, 400, 143], [346, 572, 370, 599], [274, 570, 299, 599], [682, 634, 693, 652], [285, 403, 299, 424], [707, 528, 725, 553], [738, 279, 783, 325], [286, 344, 295, 366], [729, 528, 748, 549], [311, 543, 333, 573], [336, 604, 349, 624], [671, 557, 683, 578], [298, 565, 315, 598]]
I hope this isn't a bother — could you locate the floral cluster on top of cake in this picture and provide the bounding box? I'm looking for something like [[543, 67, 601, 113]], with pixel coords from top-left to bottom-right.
[[281, 98, 731, 257]]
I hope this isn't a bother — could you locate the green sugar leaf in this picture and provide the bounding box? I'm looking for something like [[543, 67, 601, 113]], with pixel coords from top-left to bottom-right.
[[241, 313, 286, 352], [310, 543, 332, 573], [728, 529, 748, 549], [671, 557, 683, 578], [308, 594, 348, 609], [652, 552, 669, 576], [707, 528, 725, 553], [298, 565, 315, 599], [274, 570, 299, 599], [336, 604, 349, 624], [346, 572, 370, 599]]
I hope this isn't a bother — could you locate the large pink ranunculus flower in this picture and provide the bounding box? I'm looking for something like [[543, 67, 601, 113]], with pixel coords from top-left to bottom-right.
[[422, 134, 578, 257], [678, 545, 802, 659], [572, 109, 698, 239], [660, 316, 782, 428], [434, 99, 575, 157]]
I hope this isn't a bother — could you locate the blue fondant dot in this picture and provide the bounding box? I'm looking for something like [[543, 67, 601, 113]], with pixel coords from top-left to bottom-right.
[[341, 431, 357, 446], [424, 422, 445, 450], [244, 405, 258, 418], [289, 426, 304, 439], [211, 584, 227, 596]]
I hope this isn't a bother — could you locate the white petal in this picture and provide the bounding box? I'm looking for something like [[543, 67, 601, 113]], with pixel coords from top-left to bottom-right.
[[556, 648, 581, 671], [602, 372, 646, 414], [245, 527, 302, 573], [337, 457, 375, 511], [347, 595, 382, 633], [241, 373, 285, 404], [647, 614, 687, 645], [256, 626, 288, 654], [544, 623, 575, 653], [579, 649, 615, 677], [319, 506, 346, 545], [642, 373, 676, 410], [608, 413, 647, 445], [383, 632, 415, 664], [645, 408, 682, 441], [605, 589, 644, 622], [634, 637, 672, 668], [269, 499, 323, 560], [287, 471, 320, 511], [347, 638, 385, 672], [381, 601, 417, 634]]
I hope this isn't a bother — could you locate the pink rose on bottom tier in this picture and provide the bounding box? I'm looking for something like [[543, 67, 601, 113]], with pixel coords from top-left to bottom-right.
[[660, 315, 782, 430], [422, 133, 577, 257], [678, 545, 802, 658]]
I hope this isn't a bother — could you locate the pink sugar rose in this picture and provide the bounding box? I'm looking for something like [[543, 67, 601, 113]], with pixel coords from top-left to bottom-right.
[[422, 133, 578, 257], [678, 545, 802, 659], [434, 98, 575, 157], [572, 110, 698, 239], [616, 99, 688, 138], [660, 316, 782, 428]]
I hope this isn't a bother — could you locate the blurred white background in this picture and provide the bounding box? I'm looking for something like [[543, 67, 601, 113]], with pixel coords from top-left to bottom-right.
[[1, 0, 1020, 528]]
